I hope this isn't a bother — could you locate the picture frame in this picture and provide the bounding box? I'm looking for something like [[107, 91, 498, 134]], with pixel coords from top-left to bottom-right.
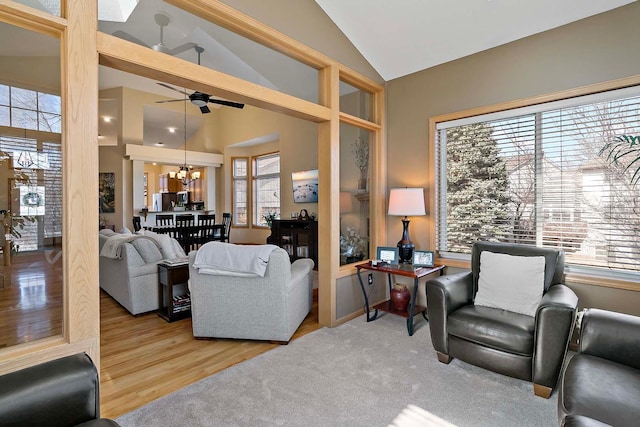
[[412, 250, 435, 267], [292, 169, 318, 203], [376, 246, 399, 264]]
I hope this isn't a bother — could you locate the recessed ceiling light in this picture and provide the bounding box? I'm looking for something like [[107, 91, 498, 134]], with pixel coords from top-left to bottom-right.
[[103, 116, 112, 123], [168, 127, 176, 133], [156, 142, 164, 146]]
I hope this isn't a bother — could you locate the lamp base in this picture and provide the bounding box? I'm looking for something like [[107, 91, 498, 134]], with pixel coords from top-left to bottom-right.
[[397, 218, 414, 263], [397, 240, 414, 264]]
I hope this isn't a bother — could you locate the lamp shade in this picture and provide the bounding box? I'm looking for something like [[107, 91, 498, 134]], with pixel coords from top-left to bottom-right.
[[388, 188, 426, 216], [340, 191, 353, 214]]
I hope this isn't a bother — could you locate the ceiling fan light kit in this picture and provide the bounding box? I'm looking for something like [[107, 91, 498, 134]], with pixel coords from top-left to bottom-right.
[[113, 13, 196, 57]]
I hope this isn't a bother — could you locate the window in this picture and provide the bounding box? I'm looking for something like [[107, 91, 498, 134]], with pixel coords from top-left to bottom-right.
[[0, 84, 61, 132], [232, 157, 248, 226], [232, 152, 280, 227], [253, 153, 280, 227], [436, 86, 640, 277]]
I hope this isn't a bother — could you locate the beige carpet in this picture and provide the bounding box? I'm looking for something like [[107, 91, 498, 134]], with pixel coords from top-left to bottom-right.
[[116, 313, 557, 426]]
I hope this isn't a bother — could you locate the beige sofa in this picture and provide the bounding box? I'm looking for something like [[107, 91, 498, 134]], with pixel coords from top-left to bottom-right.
[[98, 229, 185, 315], [188, 245, 314, 342]]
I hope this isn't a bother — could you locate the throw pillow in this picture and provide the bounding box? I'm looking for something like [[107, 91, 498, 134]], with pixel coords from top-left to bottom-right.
[[130, 239, 163, 263], [120, 226, 132, 234], [142, 230, 178, 259], [474, 251, 545, 317]]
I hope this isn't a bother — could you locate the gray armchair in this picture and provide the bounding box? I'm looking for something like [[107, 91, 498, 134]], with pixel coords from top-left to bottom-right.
[[426, 242, 578, 398], [188, 247, 314, 343], [558, 309, 640, 426]]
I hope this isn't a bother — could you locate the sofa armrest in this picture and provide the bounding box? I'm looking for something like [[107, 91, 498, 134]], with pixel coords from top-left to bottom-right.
[[426, 271, 473, 355], [0, 353, 107, 427], [290, 258, 314, 285], [532, 284, 578, 388], [579, 308, 640, 370]]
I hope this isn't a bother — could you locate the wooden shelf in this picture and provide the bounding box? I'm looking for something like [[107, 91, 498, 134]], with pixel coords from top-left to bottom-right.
[[372, 300, 425, 319], [354, 192, 369, 202]]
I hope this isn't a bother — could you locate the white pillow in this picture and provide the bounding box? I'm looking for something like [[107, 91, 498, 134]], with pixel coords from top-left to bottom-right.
[[474, 251, 545, 317], [120, 226, 132, 234], [140, 229, 178, 259]]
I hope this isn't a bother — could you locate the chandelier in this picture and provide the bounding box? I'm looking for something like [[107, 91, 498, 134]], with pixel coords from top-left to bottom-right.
[[169, 89, 200, 186]]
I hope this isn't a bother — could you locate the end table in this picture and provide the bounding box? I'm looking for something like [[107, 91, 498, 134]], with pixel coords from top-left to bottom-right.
[[356, 261, 445, 336], [158, 261, 191, 322]]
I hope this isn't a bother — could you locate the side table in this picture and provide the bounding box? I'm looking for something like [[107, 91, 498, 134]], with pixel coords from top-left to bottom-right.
[[158, 261, 191, 322], [356, 262, 445, 336]]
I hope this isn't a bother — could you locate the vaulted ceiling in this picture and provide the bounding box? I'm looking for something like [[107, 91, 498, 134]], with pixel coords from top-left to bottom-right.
[[314, 0, 636, 81]]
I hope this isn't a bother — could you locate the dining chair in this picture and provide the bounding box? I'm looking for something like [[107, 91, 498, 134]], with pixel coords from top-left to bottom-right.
[[213, 212, 232, 242], [132, 216, 141, 232], [175, 214, 196, 252], [156, 214, 174, 226], [195, 214, 216, 247]]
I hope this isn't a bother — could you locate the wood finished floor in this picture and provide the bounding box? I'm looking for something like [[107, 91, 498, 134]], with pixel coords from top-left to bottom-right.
[[0, 250, 63, 349], [1, 251, 320, 419], [100, 288, 321, 419]]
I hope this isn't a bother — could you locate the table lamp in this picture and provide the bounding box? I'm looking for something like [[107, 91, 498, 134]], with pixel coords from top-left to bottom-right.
[[340, 191, 353, 235], [388, 188, 426, 263]]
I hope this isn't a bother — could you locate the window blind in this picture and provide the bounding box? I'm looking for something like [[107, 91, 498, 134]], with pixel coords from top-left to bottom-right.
[[436, 86, 640, 273]]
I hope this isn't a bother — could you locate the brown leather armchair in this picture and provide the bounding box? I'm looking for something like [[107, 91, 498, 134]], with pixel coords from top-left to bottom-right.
[[426, 242, 578, 398]]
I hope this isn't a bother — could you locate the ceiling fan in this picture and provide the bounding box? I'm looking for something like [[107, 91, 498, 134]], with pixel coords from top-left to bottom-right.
[[155, 46, 245, 113], [112, 13, 196, 56]]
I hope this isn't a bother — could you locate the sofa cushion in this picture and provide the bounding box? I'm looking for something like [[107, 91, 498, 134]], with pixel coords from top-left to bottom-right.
[[448, 305, 535, 356], [560, 354, 640, 426], [130, 239, 163, 263], [474, 251, 545, 317]]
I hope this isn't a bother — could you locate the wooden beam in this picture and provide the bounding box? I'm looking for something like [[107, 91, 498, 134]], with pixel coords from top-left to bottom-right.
[[98, 33, 331, 124], [165, 0, 330, 70], [62, 0, 100, 362], [317, 65, 340, 327]]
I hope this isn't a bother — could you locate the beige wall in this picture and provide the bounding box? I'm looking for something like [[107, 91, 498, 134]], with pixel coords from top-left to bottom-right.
[[99, 86, 220, 229], [386, 2, 640, 315], [216, 104, 318, 243]]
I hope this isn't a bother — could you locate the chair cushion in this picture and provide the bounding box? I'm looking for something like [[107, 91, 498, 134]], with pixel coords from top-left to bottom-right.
[[560, 354, 640, 427], [474, 251, 545, 317], [448, 305, 535, 356]]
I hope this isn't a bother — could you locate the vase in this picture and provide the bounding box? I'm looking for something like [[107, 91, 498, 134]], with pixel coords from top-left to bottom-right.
[[390, 284, 410, 311]]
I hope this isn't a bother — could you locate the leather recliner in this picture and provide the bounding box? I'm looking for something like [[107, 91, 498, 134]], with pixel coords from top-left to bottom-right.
[[558, 308, 640, 426], [0, 353, 120, 427], [426, 241, 578, 397]]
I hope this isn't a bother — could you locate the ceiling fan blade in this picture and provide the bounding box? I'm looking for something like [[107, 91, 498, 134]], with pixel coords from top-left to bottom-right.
[[200, 105, 211, 114], [169, 42, 198, 56], [155, 99, 187, 104], [208, 99, 245, 109], [112, 31, 150, 48], [156, 82, 189, 96]]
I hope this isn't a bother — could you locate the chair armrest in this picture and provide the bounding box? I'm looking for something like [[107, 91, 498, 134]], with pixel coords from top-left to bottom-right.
[[0, 353, 102, 427], [579, 308, 640, 370], [426, 271, 473, 354], [533, 284, 578, 388]]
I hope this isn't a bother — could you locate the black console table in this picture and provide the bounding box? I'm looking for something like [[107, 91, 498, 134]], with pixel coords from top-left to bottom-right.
[[267, 220, 318, 268]]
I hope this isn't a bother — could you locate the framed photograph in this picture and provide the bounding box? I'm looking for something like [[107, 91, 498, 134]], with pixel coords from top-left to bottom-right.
[[292, 169, 318, 203], [376, 246, 399, 264], [412, 250, 434, 267]]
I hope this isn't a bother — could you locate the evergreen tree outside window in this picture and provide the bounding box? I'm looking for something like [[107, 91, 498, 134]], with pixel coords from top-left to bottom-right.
[[436, 86, 640, 277]]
